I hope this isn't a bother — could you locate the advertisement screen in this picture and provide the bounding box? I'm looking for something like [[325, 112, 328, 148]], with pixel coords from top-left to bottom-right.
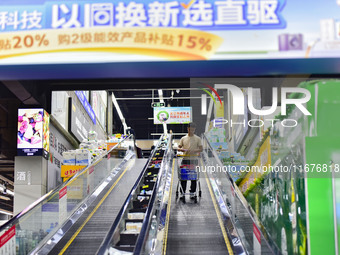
[[17, 108, 50, 157], [154, 107, 191, 124], [1, 0, 340, 64]]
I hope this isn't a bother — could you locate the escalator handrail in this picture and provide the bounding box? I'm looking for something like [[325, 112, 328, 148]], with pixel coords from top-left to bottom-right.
[[202, 134, 278, 254], [0, 135, 135, 233], [96, 134, 165, 255], [133, 134, 172, 254]]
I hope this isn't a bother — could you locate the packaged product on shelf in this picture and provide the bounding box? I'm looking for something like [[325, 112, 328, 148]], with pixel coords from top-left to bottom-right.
[[91, 149, 104, 162], [126, 222, 143, 232], [75, 150, 92, 165], [97, 140, 106, 150], [127, 212, 145, 220], [63, 151, 76, 165], [88, 131, 97, 141]]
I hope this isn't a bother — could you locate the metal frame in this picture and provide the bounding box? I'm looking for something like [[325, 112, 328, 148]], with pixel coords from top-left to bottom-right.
[[203, 134, 278, 255], [32, 151, 135, 255], [0, 135, 135, 252], [96, 135, 166, 255], [134, 134, 173, 254]]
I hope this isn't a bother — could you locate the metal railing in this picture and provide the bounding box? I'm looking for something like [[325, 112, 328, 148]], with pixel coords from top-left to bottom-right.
[[133, 134, 173, 255], [96, 134, 169, 255], [202, 134, 279, 255], [0, 135, 136, 255]]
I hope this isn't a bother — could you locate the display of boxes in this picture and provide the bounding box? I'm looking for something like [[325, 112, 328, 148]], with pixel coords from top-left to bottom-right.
[[62, 151, 76, 165], [125, 222, 142, 232], [127, 212, 145, 220], [76, 150, 91, 165]]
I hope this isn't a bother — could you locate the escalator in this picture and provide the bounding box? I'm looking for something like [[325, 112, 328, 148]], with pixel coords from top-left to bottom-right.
[[18, 133, 277, 255], [48, 158, 147, 255], [0, 135, 152, 255], [96, 134, 171, 254], [165, 158, 232, 255]]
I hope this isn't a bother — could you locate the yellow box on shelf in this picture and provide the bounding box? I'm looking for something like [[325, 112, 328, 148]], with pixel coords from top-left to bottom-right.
[[61, 165, 87, 178], [106, 142, 118, 151], [63, 177, 71, 182]]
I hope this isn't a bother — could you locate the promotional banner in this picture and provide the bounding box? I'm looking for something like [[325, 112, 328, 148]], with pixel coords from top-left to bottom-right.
[[48, 123, 75, 190], [154, 107, 191, 124], [0, 225, 15, 255], [2, 0, 340, 63], [17, 108, 50, 157]]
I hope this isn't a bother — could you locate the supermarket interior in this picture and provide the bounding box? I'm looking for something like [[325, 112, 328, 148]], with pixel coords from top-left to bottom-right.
[[2, 0, 340, 255]]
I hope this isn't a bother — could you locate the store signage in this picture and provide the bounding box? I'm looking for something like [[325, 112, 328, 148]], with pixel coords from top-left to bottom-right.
[[69, 98, 91, 142], [0, 0, 290, 62], [0, 225, 16, 255], [59, 186, 68, 224], [3, 0, 340, 63], [253, 223, 261, 255], [61, 165, 86, 178], [0, 0, 286, 32], [48, 123, 74, 190], [154, 107, 191, 124], [151, 102, 165, 108], [17, 108, 50, 158], [75, 91, 96, 125]]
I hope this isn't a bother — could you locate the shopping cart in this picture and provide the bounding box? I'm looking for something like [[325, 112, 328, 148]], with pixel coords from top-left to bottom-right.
[[175, 155, 202, 203]]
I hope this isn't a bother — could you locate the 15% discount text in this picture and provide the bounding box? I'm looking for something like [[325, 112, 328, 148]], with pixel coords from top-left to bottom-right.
[[177, 35, 212, 51]]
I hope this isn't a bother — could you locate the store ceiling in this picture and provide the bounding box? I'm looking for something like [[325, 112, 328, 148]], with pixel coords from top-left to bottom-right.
[[112, 89, 195, 140], [29, 75, 333, 139]]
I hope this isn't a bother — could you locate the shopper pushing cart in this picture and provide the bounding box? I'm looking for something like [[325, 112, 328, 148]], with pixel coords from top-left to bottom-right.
[[176, 122, 203, 202]]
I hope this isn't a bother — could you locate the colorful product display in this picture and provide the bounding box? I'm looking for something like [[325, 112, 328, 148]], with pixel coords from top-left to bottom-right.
[[61, 132, 130, 181], [236, 80, 340, 255], [206, 127, 247, 181]]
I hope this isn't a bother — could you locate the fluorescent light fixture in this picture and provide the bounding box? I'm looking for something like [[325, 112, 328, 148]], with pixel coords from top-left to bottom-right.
[[112, 92, 128, 134], [0, 185, 14, 196], [112, 93, 124, 120], [158, 89, 163, 98]]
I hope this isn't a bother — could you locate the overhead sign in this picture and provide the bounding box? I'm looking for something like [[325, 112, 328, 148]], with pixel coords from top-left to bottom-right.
[[68, 98, 91, 142], [75, 91, 96, 125], [0, 1, 285, 32], [151, 102, 165, 108], [17, 108, 50, 158], [154, 107, 191, 124], [1, 0, 340, 63]]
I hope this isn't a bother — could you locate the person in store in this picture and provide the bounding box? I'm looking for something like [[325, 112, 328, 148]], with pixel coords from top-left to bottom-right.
[[177, 122, 203, 199]]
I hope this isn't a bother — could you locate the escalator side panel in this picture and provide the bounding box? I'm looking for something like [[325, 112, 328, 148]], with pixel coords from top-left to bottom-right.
[[166, 159, 229, 255]]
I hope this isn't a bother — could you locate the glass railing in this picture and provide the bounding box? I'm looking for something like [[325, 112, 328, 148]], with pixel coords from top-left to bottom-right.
[[134, 134, 173, 255], [0, 135, 136, 255], [96, 134, 171, 255], [202, 134, 277, 255]]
